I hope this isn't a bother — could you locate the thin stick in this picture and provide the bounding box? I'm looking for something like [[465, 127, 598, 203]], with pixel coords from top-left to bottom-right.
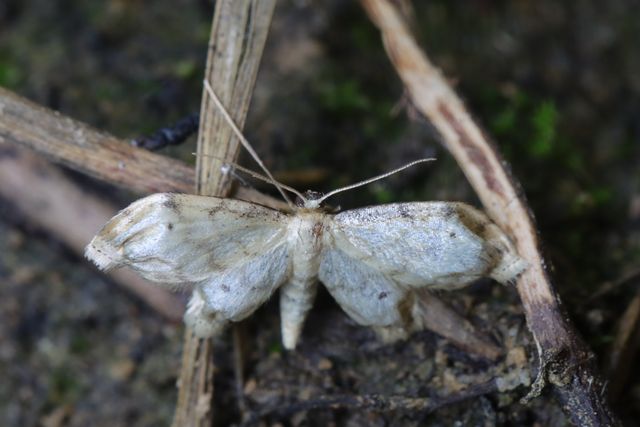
[[241, 379, 498, 426], [359, 0, 620, 425], [172, 2, 278, 426], [0, 87, 290, 213], [0, 87, 193, 194]]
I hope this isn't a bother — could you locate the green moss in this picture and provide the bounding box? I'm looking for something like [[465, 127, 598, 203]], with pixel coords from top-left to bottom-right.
[[530, 100, 558, 158], [370, 185, 394, 204], [268, 341, 283, 355], [70, 335, 91, 355], [50, 366, 83, 402], [173, 59, 198, 80], [316, 79, 371, 114], [485, 89, 560, 159], [0, 56, 22, 88]]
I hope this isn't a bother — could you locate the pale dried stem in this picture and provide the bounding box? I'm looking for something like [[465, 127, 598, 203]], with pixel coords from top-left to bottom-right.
[[0, 86, 286, 210], [0, 87, 193, 194], [360, 0, 619, 425], [173, 1, 277, 426]]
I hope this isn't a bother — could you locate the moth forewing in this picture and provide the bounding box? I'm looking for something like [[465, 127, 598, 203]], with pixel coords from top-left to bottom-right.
[[85, 193, 291, 287], [325, 202, 525, 288]]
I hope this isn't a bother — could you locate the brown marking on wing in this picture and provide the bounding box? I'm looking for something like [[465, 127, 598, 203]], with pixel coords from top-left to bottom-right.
[[312, 222, 324, 239], [455, 205, 489, 237], [208, 205, 223, 217]]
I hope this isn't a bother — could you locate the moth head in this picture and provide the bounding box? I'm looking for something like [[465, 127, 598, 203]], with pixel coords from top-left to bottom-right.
[[298, 190, 337, 211]]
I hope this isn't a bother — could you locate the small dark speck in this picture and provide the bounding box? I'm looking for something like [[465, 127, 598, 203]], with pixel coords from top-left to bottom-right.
[[167, 223, 174, 230], [221, 284, 230, 293], [378, 292, 388, 300], [449, 232, 456, 238]]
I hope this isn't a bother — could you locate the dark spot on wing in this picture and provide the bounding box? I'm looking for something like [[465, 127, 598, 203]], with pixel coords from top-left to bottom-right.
[[163, 194, 180, 213], [378, 291, 388, 300], [398, 205, 411, 219], [167, 223, 174, 230], [449, 231, 456, 238], [443, 205, 457, 219], [238, 205, 270, 220], [221, 283, 230, 293]]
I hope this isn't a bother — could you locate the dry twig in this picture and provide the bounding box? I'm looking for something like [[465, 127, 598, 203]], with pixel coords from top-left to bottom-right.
[[172, 2, 278, 426], [360, 0, 620, 425], [0, 86, 282, 210], [241, 378, 499, 426], [607, 291, 640, 400], [0, 87, 193, 194]]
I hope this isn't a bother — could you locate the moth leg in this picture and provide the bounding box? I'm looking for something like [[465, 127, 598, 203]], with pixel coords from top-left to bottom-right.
[[279, 279, 318, 350], [184, 290, 228, 338], [372, 325, 411, 343]]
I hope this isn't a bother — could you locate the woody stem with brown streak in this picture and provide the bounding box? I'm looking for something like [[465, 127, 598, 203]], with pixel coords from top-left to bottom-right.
[[360, 0, 620, 425]]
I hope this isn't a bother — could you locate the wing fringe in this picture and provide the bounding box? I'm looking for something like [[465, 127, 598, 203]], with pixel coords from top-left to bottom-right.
[[85, 236, 121, 271]]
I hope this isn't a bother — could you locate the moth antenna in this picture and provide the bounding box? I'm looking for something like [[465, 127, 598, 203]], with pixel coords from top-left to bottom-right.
[[192, 152, 308, 203], [224, 162, 307, 202], [316, 158, 436, 205], [202, 80, 295, 208]]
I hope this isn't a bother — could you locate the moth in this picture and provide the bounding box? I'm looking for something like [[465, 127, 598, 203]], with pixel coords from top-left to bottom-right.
[[85, 82, 527, 350]]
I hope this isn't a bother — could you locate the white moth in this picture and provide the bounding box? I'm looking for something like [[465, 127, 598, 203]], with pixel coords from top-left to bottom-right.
[[85, 82, 527, 350]]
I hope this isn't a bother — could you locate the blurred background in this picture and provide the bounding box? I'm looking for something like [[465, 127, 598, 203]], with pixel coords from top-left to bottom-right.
[[1, 0, 639, 425]]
